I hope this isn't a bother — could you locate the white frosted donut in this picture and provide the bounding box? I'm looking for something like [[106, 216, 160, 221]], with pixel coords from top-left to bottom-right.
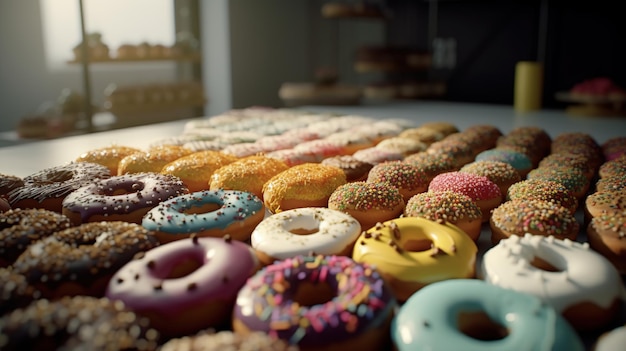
[[594, 324, 626, 351], [250, 207, 361, 265], [481, 233, 626, 331]]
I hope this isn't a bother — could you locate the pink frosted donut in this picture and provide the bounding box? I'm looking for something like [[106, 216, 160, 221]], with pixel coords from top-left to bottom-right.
[[353, 147, 404, 165], [106, 235, 259, 338], [428, 171, 502, 222]]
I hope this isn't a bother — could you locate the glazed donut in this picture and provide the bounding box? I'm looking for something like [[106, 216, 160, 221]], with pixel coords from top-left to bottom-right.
[[459, 160, 521, 197], [584, 190, 626, 223], [328, 181, 405, 231], [0, 208, 71, 267], [0, 198, 10, 212], [251, 207, 362, 265], [587, 213, 626, 274], [262, 163, 347, 213], [75, 145, 142, 175], [352, 217, 477, 302], [391, 279, 584, 351], [0, 173, 24, 199], [160, 330, 298, 351], [490, 199, 579, 244], [161, 150, 239, 192], [527, 167, 590, 199], [265, 148, 319, 167], [428, 171, 502, 222], [106, 236, 259, 338], [7, 162, 111, 213], [475, 149, 533, 178], [321, 155, 374, 182], [0, 268, 41, 316], [11, 221, 159, 299], [507, 179, 579, 215], [117, 145, 193, 175], [404, 191, 482, 242], [142, 189, 265, 243], [61, 172, 188, 225], [0, 296, 160, 351], [209, 155, 289, 200], [481, 234, 625, 331], [232, 255, 396, 351], [594, 324, 626, 351], [367, 161, 429, 202]]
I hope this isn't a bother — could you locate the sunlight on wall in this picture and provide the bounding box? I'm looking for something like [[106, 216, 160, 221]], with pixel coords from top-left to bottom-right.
[[40, 0, 175, 69]]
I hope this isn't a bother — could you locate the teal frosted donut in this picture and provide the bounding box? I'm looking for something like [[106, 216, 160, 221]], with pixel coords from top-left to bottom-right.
[[475, 149, 532, 177], [392, 279, 584, 351], [142, 189, 265, 243]]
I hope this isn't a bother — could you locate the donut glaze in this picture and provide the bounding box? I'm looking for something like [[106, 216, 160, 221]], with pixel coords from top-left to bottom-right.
[[75, 145, 142, 175], [251, 207, 361, 265], [61, 172, 188, 225], [475, 149, 532, 177], [233, 255, 396, 351], [106, 236, 259, 337], [481, 234, 625, 331], [352, 217, 477, 302], [161, 150, 239, 192], [392, 279, 584, 351], [209, 155, 289, 199], [142, 189, 265, 243]]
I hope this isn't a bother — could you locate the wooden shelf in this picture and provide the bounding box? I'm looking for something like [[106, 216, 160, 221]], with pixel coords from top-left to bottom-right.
[[67, 54, 201, 64]]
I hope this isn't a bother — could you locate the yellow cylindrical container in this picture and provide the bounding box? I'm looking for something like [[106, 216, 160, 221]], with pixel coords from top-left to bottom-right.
[[514, 61, 543, 112]]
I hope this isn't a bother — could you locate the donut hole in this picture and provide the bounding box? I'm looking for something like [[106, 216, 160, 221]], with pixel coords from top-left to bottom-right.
[[291, 281, 335, 307], [42, 169, 74, 183], [403, 239, 433, 252], [457, 310, 508, 341], [103, 181, 145, 196], [289, 227, 319, 235], [182, 203, 222, 215], [165, 257, 204, 279], [530, 256, 563, 272]]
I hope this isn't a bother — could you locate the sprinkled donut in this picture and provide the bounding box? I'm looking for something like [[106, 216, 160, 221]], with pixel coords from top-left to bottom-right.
[[403, 151, 457, 182], [489, 199, 579, 244], [142, 189, 265, 243], [475, 149, 533, 178], [328, 181, 405, 231], [61, 172, 188, 225], [587, 213, 626, 274], [507, 179, 579, 215], [117, 145, 193, 175], [75, 145, 142, 175], [598, 158, 626, 179], [404, 191, 483, 241], [262, 163, 347, 213], [481, 234, 625, 331], [232, 255, 396, 351], [584, 189, 626, 223], [427, 139, 475, 168], [428, 171, 502, 222], [367, 161, 429, 202], [459, 160, 521, 196], [161, 150, 239, 192], [160, 330, 298, 351], [392, 279, 584, 351], [0, 208, 71, 267], [538, 153, 596, 180], [527, 167, 590, 199], [7, 162, 111, 213], [0, 173, 24, 199], [0, 268, 41, 316], [251, 207, 362, 266], [352, 217, 477, 302], [209, 155, 289, 200], [352, 147, 404, 165], [106, 236, 259, 338], [596, 174, 626, 192], [0, 296, 160, 351], [11, 221, 159, 299], [321, 155, 374, 182]]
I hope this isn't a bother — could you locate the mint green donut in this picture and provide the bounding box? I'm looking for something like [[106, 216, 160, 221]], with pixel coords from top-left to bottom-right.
[[392, 279, 584, 351]]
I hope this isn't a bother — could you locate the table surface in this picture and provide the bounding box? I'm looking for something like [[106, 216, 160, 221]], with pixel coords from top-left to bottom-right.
[[1, 101, 625, 178]]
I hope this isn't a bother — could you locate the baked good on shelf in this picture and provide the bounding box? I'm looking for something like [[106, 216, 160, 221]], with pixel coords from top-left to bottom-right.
[[210, 155, 289, 199], [321, 155, 373, 182], [367, 161, 429, 202], [75, 145, 142, 175], [160, 150, 238, 192], [279, 82, 362, 106], [459, 160, 522, 197], [507, 179, 579, 215], [587, 213, 626, 274], [160, 330, 298, 351]]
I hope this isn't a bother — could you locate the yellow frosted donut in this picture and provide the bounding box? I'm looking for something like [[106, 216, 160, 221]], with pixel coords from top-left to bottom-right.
[[352, 216, 477, 302], [117, 145, 193, 175], [75, 145, 142, 175], [262, 163, 347, 213], [209, 155, 289, 200], [161, 150, 239, 192]]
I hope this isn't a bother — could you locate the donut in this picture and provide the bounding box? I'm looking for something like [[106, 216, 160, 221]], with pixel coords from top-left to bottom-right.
[[462, 124, 502, 152], [328, 181, 405, 231], [321, 155, 374, 182], [0, 268, 41, 316], [159, 330, 298, 351], [489, 199, 579, 244], [209, 155, 290, 199], [262, 163, 347, 213], [251, 207, 362, 265], [594, 324, 626, 351], [527, 167, 590, 199], [161, 150, 239, 192], [61, 172, 188, 225], [352, 217, 477, 302], [0, 208, 71, 267], [501, 126, 552, 156], [419, 121, 459, 137], [398, 127, 445, 145], [428, 171, 502, 222], [584, 190, 626, 223], [404, 191, 482, 242], [599, 158, 626, 179], [507, 179, 579, 215], [481, 234, 625, 331], [321, 131, 375, 155], [11, 221, 159, 299], [587, 213, 626, 274], [427, 139, 475, 168], [0, 198, 9, 213], [403, 151, 457, 182], [552, 132, 601, 156], [374, 137, 427, 156], [117, 145, 193, 175], [391, 279, 584, 351], [75, 145, 142, 175], [232, 255, 396, 351], [0, 296, 160, 351], [475, 149, 533, 178], [538, 152, 596, 180], [106, 236, 259, 338], [602, 136, 626, 161], [352, 147, 404, 165], [7, 162, 111, 213], [366, 161, 429, 202], [0, 173, 24, 199], [459, 160, 521, 196], [596, 174, 626, 192], [552, 143, 604, 171], [265, 148, 319, 167], [142, 189, 265, 243]]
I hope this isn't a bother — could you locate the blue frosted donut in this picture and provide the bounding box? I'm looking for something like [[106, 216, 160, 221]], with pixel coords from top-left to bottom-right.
[[475, 149, 532, 177], [392, 279, 584, 351], [142, 189, 265, 243]]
